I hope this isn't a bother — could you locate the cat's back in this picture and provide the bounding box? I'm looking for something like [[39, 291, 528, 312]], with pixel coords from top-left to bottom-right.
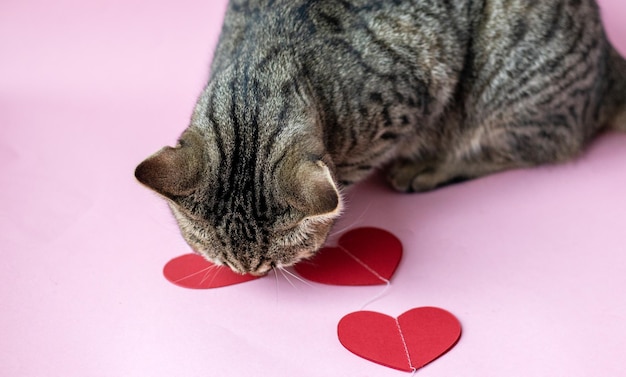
[[208, 0, 475, 129], [211, 0, 607, 98], [205, 0, 612, 157], [210, 0, 473, 72], [462, 0, 608, 130]]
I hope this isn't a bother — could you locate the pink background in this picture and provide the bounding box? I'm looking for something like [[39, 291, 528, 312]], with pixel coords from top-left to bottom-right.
[[2, 1, 625, 376]]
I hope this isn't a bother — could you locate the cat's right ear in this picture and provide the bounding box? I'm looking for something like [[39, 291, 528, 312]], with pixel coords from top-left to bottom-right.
[[134, 130, 205, 199]]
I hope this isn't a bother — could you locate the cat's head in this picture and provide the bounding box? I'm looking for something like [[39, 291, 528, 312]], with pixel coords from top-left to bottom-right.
[[135, 127, 342, 275]]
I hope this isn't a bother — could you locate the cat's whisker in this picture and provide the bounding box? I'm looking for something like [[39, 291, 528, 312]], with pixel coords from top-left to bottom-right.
[[277, 266, 297, 289], [206, 264, 224, 287], [173, 265, 215, 283], [278, 266, 314, 288], [199, 264, 220, 285], [272, 267, 280, 302]]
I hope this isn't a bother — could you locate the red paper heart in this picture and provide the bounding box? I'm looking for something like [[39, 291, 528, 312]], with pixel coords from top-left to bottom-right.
[[163, 253, 260, 289], [337, 307, 461, 372], [294, 227, 402, 285]]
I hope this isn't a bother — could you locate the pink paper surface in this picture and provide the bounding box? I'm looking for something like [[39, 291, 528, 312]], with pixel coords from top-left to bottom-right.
[[2, 1, 626, 376]]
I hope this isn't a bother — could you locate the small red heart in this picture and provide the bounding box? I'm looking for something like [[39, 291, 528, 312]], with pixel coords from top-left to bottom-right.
[[294, 227, 402, 285], [163, 253, 261, 289], [337, 307, 461, 372]]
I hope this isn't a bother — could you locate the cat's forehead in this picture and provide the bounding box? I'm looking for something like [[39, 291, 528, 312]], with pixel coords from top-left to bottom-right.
[[182, 184, 288, 227]]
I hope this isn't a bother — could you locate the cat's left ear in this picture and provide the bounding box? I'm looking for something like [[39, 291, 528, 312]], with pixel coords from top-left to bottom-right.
[[287, 160, 342, 220], [134, 129, 205, 199]]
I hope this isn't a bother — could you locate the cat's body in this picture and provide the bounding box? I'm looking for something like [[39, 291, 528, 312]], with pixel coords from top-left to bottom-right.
[[136, 0, 626, 274]]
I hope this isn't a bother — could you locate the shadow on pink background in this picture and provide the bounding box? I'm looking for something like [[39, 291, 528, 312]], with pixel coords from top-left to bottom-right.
[[1, 1, 625, 376]]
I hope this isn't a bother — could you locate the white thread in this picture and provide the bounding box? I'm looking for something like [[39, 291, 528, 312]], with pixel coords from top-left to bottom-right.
[[395, 317, 417, 373], [336, 235, 419, 373], [336, 238, 420, 372], [359, 280, 391, 311], [338, 245, 390, 284], [338, 245, 392, 310]]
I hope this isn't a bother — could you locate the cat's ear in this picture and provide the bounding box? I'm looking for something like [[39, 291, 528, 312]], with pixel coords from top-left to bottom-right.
[[287, 160, 342, 219], [135, 129, 205, 199]]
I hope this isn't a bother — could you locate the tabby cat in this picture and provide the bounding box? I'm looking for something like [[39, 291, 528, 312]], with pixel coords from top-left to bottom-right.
[[136, 0, 626, 275]]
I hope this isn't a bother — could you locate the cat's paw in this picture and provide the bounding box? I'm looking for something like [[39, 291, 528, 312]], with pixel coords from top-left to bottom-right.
[[386, 160, 438, 193], [387, 160, 466, 192]]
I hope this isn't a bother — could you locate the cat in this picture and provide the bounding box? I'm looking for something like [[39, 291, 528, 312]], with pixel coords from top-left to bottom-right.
[[135, 0, 626, 275]]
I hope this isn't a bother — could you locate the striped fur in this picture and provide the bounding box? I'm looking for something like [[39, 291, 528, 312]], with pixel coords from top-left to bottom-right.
[[136, 0, 626, 274]]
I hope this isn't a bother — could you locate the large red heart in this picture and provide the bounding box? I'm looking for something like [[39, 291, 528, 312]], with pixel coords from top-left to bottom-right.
[[337, 307, 461, 372], [294, 227, 402, 285], [163, 253, 260, 289]]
